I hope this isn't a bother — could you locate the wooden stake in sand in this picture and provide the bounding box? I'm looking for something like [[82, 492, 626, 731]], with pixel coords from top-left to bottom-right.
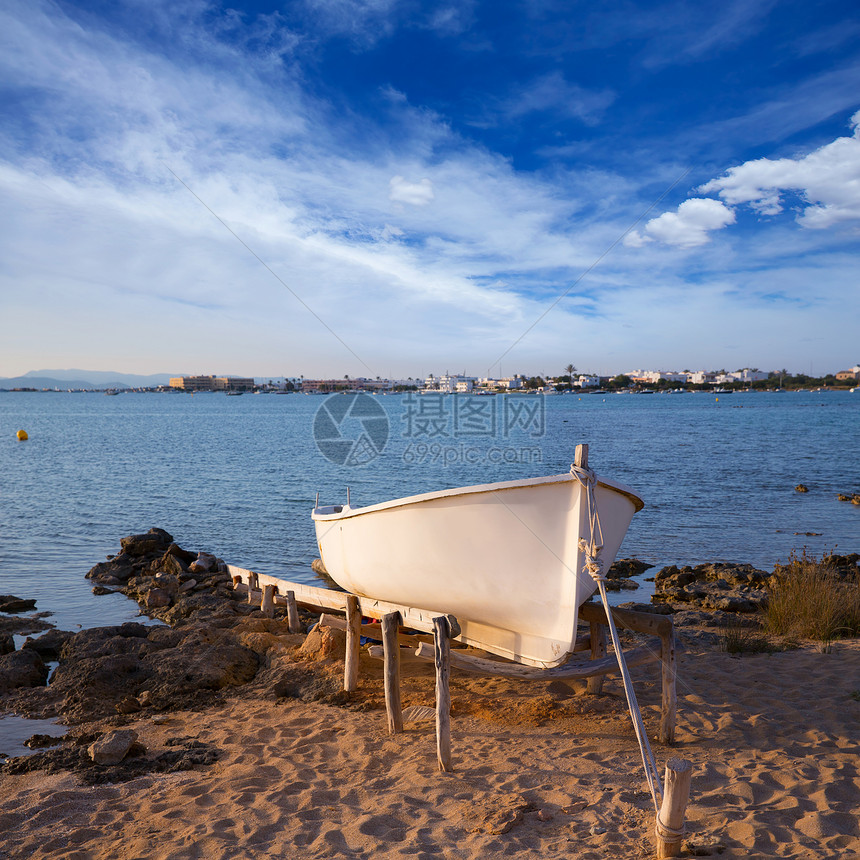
[[660, 625, 677, 745], [285, 590, 301, 634], [381, 611, 403, 735], [655, 757, 692, 858], [344, 594, 361, 693], [261, 584, 276, 618], [586, 619, 607, 694], [433, 615, 453, 773]]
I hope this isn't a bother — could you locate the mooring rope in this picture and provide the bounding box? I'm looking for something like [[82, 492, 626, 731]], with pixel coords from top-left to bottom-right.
[[570, 463, 664, 812]]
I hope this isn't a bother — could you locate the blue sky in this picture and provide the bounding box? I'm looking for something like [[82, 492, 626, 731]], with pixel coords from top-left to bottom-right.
[[1, 0, 858, 379]]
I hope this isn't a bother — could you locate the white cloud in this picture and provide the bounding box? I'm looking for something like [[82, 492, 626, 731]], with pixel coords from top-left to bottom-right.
[[701, 110, 860, 228], [631, 198, 736, 248], [388, 175, 435, 206]]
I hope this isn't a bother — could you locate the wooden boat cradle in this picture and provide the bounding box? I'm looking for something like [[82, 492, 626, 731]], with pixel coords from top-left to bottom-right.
[[227, 565, 678, 749]]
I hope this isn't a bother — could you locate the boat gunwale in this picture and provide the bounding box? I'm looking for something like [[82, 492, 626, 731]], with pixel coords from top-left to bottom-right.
[[312, 470, 644, 521]]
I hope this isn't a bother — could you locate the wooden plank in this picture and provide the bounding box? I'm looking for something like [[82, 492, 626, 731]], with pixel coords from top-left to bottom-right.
[[580, 601, 674, 638], [575, 443, 588, 468], [227, 566, 453, 638], [344, 595, 360, 693], [586, 620, 607, 694], [413, 641, 658, 680], [382, 612, 403, 735], [433, 616, 453, 773]]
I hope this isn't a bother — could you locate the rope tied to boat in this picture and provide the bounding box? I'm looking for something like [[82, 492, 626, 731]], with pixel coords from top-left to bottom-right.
[[570, 460, 664, 813], [570, 464, 605, 582]]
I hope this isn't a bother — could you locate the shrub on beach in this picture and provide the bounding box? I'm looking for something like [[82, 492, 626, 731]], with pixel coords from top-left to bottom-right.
[[765, 550, 860, 643]]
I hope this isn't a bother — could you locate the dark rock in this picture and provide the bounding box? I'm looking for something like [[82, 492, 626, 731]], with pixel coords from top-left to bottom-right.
[[0, 649, 49, 693], [166, 543, 197, 565], [0, 595, 37, 613], [86, 552, 135, 583], [0, 615, 54, 637], [92, 584, 119, 595], [653, 562, 771, 613], [607, 558, 654, 579], [0, 633, 14, 655], [1, 737, 219, 784], [25, 733, 62, 750], [795, 484, 809, 493], [151, 553, 188, 578], [23, 629, 75, 660], [272, 665, 349, 705], [617, 602, 675, 615], [120, 528, 174, 557], [144, 588, 172, 609]]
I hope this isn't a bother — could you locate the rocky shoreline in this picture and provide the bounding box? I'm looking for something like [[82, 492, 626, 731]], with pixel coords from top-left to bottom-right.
[[2, 529, 858, 784]]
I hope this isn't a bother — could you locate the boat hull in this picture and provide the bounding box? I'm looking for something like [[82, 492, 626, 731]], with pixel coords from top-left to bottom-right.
[[313, 472, 642, 667]]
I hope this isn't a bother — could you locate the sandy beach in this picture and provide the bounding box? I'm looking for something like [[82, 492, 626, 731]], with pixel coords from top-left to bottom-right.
[[1, 626, 858, 860]]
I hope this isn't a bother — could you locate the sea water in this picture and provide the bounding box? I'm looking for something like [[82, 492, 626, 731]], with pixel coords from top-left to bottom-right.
[[1, 389, 858, 633]]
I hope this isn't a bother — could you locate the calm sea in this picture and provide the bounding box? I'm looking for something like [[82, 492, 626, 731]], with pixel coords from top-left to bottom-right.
[[1, 389, 858, 633]]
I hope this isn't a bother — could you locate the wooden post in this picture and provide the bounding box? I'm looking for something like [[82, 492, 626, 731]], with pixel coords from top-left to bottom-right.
[[575, 443, 589, 468], [248, 572, 259, 604], [381, 612, 403, 735], [660, 626, 677, 745], [261, 584, 276, 618], [655, 758, 692, 858], [433, 615, 453, 773], [586, 620, 607, 694], [286, 590, 301, 634], [344, 595, 361, 693]]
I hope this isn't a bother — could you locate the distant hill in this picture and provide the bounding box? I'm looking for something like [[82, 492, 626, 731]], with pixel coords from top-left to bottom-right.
[[0, 369, 175, 390]]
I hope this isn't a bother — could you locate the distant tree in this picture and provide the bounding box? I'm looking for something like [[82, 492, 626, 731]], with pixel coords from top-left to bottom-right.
[[564, 363, 576, 390]]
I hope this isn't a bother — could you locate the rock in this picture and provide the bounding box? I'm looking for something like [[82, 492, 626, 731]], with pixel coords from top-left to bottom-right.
[[178, 578, 197, 593], [653, 562, 771, 613], [189, 552, 217, 574], [298, 624, 345, 660], [92, 585, 118, 595], [144, 588, 172, 608], [25, 733, 62, 750], [617, 602, 675, 615], [88, 729, 138, 764], [536, 809, 554, 822], [155, 553, 188, 578], [166, 543, 197, 565], [115, 695, 142, 714], [795, 484, 809, 493], [0, 595, 37, 613], [0, 633, 14, 655], [120, 529, 173, 557], [607, 558, 654, 579], [86, 553, 135, 583], [23, 629, 75, 660], [0, 649, 49, 693]]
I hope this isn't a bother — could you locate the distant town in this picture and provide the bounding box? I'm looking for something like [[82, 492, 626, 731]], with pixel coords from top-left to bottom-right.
[[3, 366, 858, 394]]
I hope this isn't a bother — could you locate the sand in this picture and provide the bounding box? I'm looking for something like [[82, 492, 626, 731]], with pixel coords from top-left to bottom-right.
[[1, 634, 858, 859]]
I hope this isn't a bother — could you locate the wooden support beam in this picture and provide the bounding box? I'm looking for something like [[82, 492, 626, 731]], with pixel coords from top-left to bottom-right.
[[382, 612, 403, 735], [575, 443, 588, 468], [433, 616, 453, 773], [285, 590, 302, 634], [586, 619, 608, 694], [319, 613, 426, 647], [655, 758, 692, 858], [660, 627, 677, 745], [261, 584, 276, 618], [344, 595, 361, 693], [579, 601, 674, 638]]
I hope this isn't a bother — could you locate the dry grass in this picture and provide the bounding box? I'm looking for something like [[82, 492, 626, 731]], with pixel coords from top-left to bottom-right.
[[765, 550, 860, 644]]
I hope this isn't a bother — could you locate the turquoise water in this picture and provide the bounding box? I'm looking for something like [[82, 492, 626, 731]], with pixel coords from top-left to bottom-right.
[[1, 389, 858, 632]]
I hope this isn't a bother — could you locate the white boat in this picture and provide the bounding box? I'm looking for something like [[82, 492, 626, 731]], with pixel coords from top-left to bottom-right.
[[312, 460, 643, 668]]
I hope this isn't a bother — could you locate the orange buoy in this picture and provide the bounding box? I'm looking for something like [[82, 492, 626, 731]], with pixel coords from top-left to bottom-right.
[[16, 429, 28, 441]]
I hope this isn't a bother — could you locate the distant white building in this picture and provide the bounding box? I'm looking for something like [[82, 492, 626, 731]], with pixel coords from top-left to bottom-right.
[[576, 375, 600, 388], [727, 369, 768, 382]]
